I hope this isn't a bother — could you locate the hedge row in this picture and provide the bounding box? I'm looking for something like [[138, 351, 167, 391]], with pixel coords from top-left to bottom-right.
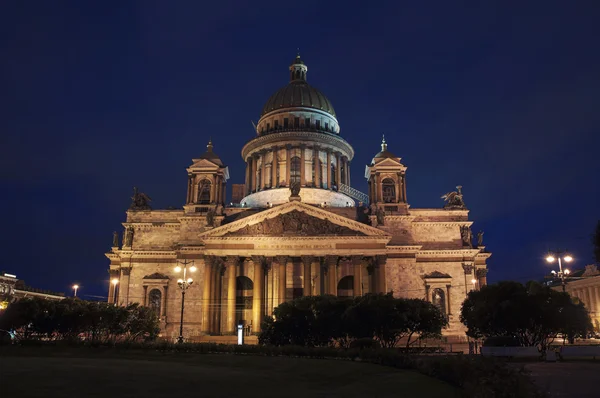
[[6, 341, 543, 398]]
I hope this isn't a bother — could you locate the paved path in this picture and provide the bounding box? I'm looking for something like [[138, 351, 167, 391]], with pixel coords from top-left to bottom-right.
[[526, 362, 600, 397]]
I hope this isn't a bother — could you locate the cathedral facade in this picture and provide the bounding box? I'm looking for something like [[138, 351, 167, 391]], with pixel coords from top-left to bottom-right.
[[106, 55, 490, 341]]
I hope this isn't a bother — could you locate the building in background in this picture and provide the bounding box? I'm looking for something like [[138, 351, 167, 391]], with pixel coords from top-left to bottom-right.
[[0, 273, 64, 309], [106, 55, 491, 341], [549, 264, 600, 331]]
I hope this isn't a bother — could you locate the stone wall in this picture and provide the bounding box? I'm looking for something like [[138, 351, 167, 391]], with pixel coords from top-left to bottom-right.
[[241, 187, 355, 207]]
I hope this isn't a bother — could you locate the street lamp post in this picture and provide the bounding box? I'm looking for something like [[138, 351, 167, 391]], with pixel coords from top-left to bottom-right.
[[72, 284, 79, 297], [546, 251, 573, 292], [174, 259, 197, 344], [111, 278, 119, 305]]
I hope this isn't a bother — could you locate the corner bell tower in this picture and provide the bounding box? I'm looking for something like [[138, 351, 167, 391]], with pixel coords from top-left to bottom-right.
[[365, 136, 408, 213], [184, 140, 229, 213]]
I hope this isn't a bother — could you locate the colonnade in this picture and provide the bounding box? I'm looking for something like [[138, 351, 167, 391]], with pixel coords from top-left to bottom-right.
[[201, 254, 386, 335], [570, 285, 600, 314], [244, 145, 351, 195]]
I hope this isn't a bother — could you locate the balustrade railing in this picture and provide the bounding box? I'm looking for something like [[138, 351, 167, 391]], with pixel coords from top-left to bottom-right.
[[339, 183, 369, 205]]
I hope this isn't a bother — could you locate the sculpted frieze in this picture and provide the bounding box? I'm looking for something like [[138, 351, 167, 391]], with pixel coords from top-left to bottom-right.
[[223, 210, 366, 237]]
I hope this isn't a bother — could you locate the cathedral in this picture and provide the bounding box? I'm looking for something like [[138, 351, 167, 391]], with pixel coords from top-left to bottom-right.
[[106, 55, 491, 341]]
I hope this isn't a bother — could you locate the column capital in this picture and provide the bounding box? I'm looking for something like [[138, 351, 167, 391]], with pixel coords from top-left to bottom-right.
[[375, 254, 387, 266], [462, 262, 474, 274], [351, 256, 363, 266], [251, 255, 265, 265], [274, 255, 288, 265], [225, 256, 241, 267], [475, 268, 488, 277], [325, 255, 338, 266], [301, 255, 315, 266]]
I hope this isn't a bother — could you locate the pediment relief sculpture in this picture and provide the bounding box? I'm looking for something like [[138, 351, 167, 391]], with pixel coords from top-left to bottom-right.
[[224, 210, 366, 237]]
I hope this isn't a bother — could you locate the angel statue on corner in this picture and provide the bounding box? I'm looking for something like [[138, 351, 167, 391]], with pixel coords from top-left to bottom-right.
[[441, 185, 466, 210]]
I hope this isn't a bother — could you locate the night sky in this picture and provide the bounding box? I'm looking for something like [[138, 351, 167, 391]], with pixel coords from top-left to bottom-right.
[[1, 1, 599, 300]]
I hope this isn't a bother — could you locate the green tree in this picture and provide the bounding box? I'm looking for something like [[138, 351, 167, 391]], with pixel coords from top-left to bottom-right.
[[461, 281, 592, 350]]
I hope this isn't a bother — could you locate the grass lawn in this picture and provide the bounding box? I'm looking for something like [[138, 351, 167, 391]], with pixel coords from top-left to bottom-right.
[[0, 352, 460, 397]]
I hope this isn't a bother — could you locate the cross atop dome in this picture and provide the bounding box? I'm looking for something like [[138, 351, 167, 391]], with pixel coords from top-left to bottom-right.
[[381, 135, 387, 152]]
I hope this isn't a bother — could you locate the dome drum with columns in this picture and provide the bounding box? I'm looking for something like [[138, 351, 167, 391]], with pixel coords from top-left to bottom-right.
[[105, 54, 491, 343], [240, 55, 360, 207]]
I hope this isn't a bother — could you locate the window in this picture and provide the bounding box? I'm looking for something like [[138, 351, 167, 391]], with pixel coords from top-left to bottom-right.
[[236, 276, 253, 310], [283, 118, 289, 128], [198, 179, 211, 204], [337, 275, 354, 298], [294, 117, 299, 128], [257, 169, 261, 190], [274, 120, 279, 129], [325, 122, 329, 131], [305, 117, 310, 128], [382, 178, 396, 203], [148, 289, 162, 315], [432, 288, 446, 315], [266, 123, 270, 131], [315, 120, 321, 130], [331, 164, 336, 187], [341, 163, 346, 185], [290, 156, 301, 184]]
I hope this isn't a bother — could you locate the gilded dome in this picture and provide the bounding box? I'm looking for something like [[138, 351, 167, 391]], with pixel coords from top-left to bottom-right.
[[261, 81, 336, 117]]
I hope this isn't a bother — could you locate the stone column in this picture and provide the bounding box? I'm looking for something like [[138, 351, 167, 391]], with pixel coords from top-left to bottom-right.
[[162, 286, 168, 317], [142, 286, 148, 306], [251, 155, 257, 192], [226, 256, 238, 334], [186, 174, 193, 203], [260, 151, 266, 190], [347, 161, 351, 186], [252, 256, 264, 333], [462, 263, 474, 295], [314, 146, 321, 188], [425, 284, 431, 301], [275, 256, 288, 304], [120, 267, 131, 305], [402, 175, 407, 202], [326, 150, 331, 189], [376, 173, 383, 204], [202, 257, 213, 333], [245, 158, 251, 195], [476, 268, 488, 287], [446, 285, 452, 315], [395, 173, 401, 203], [351, 256, 362, 297], [342, 157, 348, 185], [335, 152, 341, 188], [376, 255, 387, 293], [300, 145, 306, 186], [211, 261, 223, 334], [285, 145, 291, 186], [271, 147, 278, 188], [326, 256, 338, 296], [302, 256, 313, 297]]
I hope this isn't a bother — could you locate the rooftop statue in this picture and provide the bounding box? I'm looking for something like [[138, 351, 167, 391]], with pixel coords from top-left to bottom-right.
[[129, 187, 152, 211], [441, 185, 466, 210], [290, 181, 301, 197]]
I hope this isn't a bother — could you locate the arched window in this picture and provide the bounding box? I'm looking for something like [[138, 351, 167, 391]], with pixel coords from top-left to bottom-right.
[[198, 179, 211, 204], [148, 289, 162, 315], [290, 156, 301, 184], [432, 288, 446, 315], [382, 178, 396, 203], [337, 275, 354, 298]]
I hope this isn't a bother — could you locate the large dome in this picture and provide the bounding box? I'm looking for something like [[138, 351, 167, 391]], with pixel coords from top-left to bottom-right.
[[261, 80, 336, 117]]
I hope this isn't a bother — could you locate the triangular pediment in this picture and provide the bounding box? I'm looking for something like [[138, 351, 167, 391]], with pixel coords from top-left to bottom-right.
[[200, 201, 390, 238], [189, 158, 222, 169], [378, 157, 403, 166]]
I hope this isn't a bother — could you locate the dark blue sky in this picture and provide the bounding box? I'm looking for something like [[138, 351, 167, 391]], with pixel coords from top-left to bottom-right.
[[1, 1, 598, 299]]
